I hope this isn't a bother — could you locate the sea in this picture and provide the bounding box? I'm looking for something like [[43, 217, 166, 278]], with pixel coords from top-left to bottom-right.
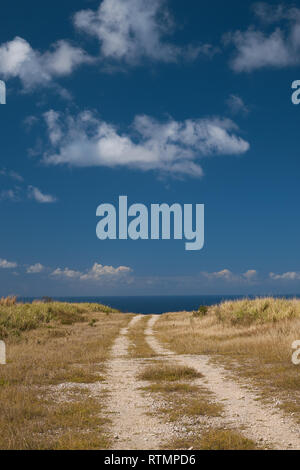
[[19, 294, 300, 315]]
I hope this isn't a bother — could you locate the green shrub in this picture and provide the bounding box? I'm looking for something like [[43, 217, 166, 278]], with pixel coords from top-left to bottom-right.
[[193, 306, 209, 318]]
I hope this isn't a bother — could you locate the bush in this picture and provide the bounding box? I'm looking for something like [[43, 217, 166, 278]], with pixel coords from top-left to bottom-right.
[[193, 306, 209, 318]]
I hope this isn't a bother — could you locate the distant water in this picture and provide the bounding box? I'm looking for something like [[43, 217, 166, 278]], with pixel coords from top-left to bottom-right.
[[20, 294, 300, 315]]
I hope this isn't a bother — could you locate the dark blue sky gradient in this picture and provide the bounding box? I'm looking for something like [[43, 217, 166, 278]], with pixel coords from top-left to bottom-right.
[[0, 0, 300, 296]]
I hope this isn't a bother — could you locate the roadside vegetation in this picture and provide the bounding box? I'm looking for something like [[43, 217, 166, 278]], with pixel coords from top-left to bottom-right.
[[139, 364, 202, 382], [138, 360, 229, 448], [128, 315, 156, 358], [0, 296, 119, 338], [0, 297, 130, 449], [164, 429, 258, 450], [155, 298, 300, 422]]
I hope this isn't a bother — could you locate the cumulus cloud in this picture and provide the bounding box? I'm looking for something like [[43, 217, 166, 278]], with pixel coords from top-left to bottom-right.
[[243, 269, 257, 280], [41, 110, 249, 178], [202, 269, 258, 282], [80, 263, 132, 280], [269, 271, 300, 281], [26, 263, 45, 274], [51, 262, 132, 281], [225, 3, 300, 71], [28, 185, 57, 203], [0, 37, 92, 90], [74, 0, 214, 64], [0, 258, 17, 269], [203, 269, 235, 281]]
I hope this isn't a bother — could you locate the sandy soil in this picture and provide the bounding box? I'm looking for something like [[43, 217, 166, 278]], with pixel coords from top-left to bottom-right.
[[104, 315, 173, 450]]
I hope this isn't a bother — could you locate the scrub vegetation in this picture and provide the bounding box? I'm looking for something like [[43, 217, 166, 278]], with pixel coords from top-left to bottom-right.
[[0, 298, 119, 338]]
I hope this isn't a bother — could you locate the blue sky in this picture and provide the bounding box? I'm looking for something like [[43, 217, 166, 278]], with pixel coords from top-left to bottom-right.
[[1, 0, 300, 296]]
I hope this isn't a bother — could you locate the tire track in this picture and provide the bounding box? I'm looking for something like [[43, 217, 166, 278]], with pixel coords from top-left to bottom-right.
[[104, 315, 172, 450], [146, 315, 300, 450]]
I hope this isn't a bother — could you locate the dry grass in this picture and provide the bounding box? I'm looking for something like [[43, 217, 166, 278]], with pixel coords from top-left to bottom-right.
[[155, 298, 300, 420], [0, 300, 119, 338], [141, 383, 199, 393], [139, 361, 224, 439], [165, 429, 258, 450], [215, 297, 300, 325], [128, 315, 156, 358], [159, 395, 223, 422], [0, 305, 131, 449], [139, 364, 202, 382], [0, 296, 17, 306]]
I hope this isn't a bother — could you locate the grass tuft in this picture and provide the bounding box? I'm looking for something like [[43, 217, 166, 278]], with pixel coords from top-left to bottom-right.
[[165, 429, 258, 450], [139, 364, 202, 382]]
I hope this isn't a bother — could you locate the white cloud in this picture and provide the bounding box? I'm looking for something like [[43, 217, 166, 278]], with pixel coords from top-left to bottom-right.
[[51, 267, 82, 279], [51, 262, 132, 281], [80, 263, 132, 280], [0, 176, 57, 205], [0, 169, 23, 181], [253, 2, 287, 24], [0, 189, 18, 201], [202, 269, 258, 282], [225, 4, 300, 71], [0, 258, 17, 269], [226, 94, 249, 115], [9, 171, 23, 182], [42, 110, 249, 178], [28, 185, 57, 203], [0, 37, 92, 90], [203, 269, 235, 281], [27, 263, 44, 274], [269, 271, 300, 281], [243, 269, 257, 280], [74, 0, 214, 64]]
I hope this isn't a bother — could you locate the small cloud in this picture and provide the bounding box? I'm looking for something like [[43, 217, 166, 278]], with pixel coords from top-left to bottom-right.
[[73, 0, 214, 65], [9, 171, 23, 182], [243, 269, 257, 280], [28, 185, 57, 203], [202, 268, 258, 282], [0, 189, 18, 201], [0, 36, 93, 92], [226, 94, 249, 115], [0, 168, 24, 182], [0, 258, 17, 269], [203, 269, 235, 281], [50, 262, 132, 282], [80, 263, 132, 280], [23, 115, 38, 129], [225, 3, 300, 72], [269, 271, 300, 281], [26, 263, 44, 274], [51, 267, 81, 279], [253, 3, 287, 24]]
